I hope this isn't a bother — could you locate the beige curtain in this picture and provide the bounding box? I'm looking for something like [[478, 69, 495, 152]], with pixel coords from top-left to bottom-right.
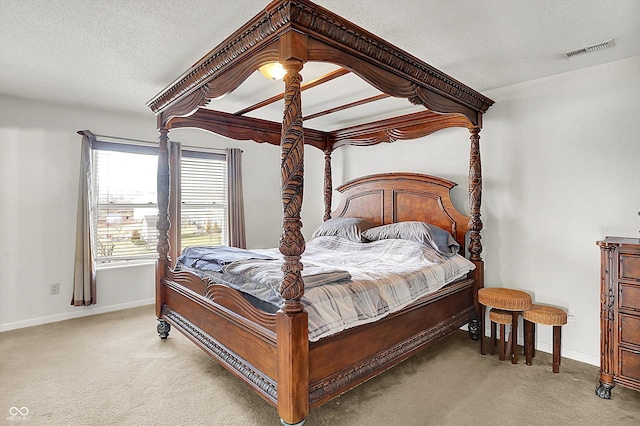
[[72, 131, 96, 306], [227, 148, 246, 248]]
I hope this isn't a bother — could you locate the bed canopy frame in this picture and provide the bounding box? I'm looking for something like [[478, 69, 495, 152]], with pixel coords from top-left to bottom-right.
[[147, 1, 493, 424]]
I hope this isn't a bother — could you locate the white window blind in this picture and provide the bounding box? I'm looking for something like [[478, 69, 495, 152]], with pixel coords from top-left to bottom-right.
[[92, 142, 158, 263], [91, 141, 228, 264], [180, 150, 228, 250]]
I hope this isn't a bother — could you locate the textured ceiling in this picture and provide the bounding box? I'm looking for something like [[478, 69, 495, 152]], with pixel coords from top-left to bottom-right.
[[1, 0, 639, 119]]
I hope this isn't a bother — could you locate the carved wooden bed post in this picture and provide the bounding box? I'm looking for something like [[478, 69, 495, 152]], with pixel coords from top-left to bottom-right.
[[156, 127, 171, 339], [323, 148, 332, 221], [277, 55, 309, 426], [468, 126, 484, 347]]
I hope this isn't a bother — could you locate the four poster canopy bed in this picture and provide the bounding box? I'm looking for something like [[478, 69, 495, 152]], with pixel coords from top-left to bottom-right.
[[147, 1, 493, 424]]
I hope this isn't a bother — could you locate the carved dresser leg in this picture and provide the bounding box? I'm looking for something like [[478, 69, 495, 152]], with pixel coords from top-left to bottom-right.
[[468, 319, 481, 340], [595, 382, 613, 399], [157, 319, 171, 339]]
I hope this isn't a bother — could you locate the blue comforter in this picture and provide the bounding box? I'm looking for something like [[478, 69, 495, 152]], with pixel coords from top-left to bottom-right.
[[177, 246, 275, 272]]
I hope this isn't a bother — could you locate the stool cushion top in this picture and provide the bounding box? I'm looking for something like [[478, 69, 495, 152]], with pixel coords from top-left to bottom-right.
[[523, 304, 567, 325], [489, 308, 513, 324], [478, 288, 532, 311]]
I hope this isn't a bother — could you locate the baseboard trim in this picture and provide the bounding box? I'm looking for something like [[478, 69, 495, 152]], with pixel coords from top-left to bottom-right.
[[480, 324, 599, 367], [535, 341, 599, 367], [0, 299, 155, 332]]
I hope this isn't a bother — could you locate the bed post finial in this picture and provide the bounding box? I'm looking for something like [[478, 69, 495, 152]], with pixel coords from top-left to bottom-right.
[[279, 59, 306, 311], [323, 148, 333, 221], [468, 127, 482, 261]]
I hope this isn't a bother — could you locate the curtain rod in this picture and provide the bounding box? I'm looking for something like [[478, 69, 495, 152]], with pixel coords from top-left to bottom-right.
[[77, 129, 158, 146], [76, 130, 232, 154]]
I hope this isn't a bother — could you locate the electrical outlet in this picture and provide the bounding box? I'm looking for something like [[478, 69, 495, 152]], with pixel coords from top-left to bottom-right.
[[567, 308, 576, 323], [50, 283, 60, 295]]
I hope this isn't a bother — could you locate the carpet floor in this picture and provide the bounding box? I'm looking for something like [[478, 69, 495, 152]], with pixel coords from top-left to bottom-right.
[[1, 305, 639, 425]]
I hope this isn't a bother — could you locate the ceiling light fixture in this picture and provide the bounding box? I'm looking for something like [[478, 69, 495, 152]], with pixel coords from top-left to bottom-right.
[[258, 62, 287, 80], [564, 39, 615, 58]]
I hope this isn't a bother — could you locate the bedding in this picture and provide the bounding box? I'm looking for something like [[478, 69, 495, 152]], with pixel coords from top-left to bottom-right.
[[178, 246, 276, 272], [310, 217, 378, 242], [177, 235, 475, 341], [363, 221, 460, 257]]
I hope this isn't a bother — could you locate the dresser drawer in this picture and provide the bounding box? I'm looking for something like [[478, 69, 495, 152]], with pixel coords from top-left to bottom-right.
[[621, 254, 640, 281], [620, 283, 640, 312], [620, 314, 640, 348], [619, 347, 640, 382]]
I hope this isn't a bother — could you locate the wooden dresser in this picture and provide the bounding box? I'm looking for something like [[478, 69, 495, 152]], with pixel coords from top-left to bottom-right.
[[596, 237, 640, 398]]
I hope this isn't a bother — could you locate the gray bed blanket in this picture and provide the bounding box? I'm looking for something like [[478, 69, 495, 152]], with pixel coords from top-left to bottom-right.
[[222, 259, 351, 289], [177, 246, 276, 272]]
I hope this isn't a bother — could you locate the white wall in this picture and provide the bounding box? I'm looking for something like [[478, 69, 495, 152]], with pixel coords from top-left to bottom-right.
[[339, 56, 640, 365], [0, 100, 157, 330], [0, 96, 326, 330]]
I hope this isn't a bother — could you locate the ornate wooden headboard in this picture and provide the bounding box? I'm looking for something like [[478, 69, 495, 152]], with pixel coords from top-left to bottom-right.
[[332, 173, 470, 254]]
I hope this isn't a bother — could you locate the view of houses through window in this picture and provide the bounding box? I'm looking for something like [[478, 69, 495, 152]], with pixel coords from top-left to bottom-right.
[[92, 141, 227, 264]]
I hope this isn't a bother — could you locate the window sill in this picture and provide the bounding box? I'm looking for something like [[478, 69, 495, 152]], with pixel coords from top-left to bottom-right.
[[96, 259, 156, 271]]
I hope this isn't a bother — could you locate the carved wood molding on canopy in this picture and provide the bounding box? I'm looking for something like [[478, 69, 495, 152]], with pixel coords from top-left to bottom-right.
[[168, 108, 475, 152], [331, 111, 473, 148], [147, 0, 494, 129]]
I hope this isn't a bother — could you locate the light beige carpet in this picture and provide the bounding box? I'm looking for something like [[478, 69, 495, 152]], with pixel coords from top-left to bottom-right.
[[1, 305, 639, 426]]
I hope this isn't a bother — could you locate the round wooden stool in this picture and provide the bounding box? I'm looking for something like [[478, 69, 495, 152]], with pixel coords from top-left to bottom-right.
[[489, 308, 513, 361], [523, 304, 568, 373], [478, 288, 532, 363]]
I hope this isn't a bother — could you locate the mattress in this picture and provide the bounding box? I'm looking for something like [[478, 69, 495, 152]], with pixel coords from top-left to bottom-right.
[[177, 236, 475, 341]]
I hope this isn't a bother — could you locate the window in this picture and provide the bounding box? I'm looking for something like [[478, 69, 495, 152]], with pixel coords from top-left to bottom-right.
[[180, 150, 228, 250], [91, 140, 227, 264], [92, 141, 158, 263]]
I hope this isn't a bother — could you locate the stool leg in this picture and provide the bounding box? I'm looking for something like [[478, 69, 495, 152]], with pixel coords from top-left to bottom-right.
[[524, 320, 533, 366], [553, 325, 561, 373], [480, 305, 487, 355], [498, 324, 506, 361], [532, 324, 536, 358], [511, 312, 519, 364], [490, 321, 497, 355]]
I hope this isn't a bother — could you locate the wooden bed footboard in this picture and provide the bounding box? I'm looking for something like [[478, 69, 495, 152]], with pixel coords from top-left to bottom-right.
[[157, 265, 280, 406], [157, 266, 476, 411], [308, 278, 476, 407]]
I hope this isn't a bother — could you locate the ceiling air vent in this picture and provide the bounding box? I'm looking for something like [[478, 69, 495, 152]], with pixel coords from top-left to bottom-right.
[[564, 39, 615, 58]]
